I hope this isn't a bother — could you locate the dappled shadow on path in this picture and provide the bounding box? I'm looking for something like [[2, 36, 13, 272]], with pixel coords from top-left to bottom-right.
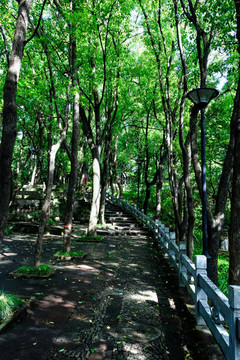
[[0, 207, 225, 360]]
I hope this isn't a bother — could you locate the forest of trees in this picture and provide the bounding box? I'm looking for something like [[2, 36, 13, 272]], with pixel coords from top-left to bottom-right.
[[0, 0, 240, 289]]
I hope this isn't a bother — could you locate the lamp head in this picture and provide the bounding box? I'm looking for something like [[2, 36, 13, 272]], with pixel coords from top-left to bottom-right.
[[187, 87, 219, 109]]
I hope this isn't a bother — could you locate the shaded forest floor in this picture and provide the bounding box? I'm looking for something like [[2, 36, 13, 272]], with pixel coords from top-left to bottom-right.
[[0, 203, 224, 360]]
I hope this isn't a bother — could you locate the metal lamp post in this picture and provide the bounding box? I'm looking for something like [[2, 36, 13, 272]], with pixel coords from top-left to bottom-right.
[[186, 87, 219, 278]]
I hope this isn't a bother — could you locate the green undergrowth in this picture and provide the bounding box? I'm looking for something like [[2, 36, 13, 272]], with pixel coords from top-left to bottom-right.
[[193, 229, 229, 297], [16, 264, 54, 276], [0, 291, 24, 324], [218, 251, 229, 296], [192, 250, 229, 297], [54, 250, 85, 257], [77, 235, 103, 242], [4, 226, 14, 235]]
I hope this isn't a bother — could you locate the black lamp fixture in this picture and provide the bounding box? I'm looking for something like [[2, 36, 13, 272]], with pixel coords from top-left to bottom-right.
[[187, 87, 219, 109], [186, 87, 219, 279]]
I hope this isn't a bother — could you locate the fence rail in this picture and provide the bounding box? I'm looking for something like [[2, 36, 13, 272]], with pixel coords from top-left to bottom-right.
[[106, 193, 240, 360]]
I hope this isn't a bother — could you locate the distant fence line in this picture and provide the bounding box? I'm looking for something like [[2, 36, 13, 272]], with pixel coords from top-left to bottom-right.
[[106, 193, 240, 360]]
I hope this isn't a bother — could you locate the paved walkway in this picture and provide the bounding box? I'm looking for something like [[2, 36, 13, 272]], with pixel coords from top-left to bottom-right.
[[0, 203, 224, 359]]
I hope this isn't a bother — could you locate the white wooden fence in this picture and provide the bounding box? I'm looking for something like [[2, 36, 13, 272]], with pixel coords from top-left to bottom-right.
[[106, 193, 240, 360]]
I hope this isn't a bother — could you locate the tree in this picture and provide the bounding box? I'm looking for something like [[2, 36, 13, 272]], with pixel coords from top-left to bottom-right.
[[78, 0, 128, 235], [0, 0, 33, 249], [137, 0, 194, 255], [228, 0, 240, 285], [181, 0, 236, 283], [34, 28, 70, 266], [63, 0, 80, 253]]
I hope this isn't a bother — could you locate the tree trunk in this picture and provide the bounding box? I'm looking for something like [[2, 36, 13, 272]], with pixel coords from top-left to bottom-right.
[[156, 178, 162, 219], [99, 139, 111, 225], [34, 140, 65, 267], [63, 1, 79, 253], [111, 136, 123, 198], [88, 147, 101, 236], [190, 104, 234, 284], [174, 0, 195, 258], [229, 117, 240, 284], [63, 93, 79, 252], [99, 170, 108, 225], [0, 0, 32, 248], [229, 0, 240, 285], [30, 157, 37, 185], [143, 187, 150, 214]]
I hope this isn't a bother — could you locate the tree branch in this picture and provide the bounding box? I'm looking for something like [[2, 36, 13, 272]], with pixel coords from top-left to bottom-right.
[[0, 21, 9, 66], [25, 0, 48, 45]]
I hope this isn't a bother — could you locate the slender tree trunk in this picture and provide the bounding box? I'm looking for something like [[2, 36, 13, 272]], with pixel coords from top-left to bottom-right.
[[77, 142, 87, 197], [63, 1, 79, 252], [167, 118, 184, 244], [229, 117, 240, 284], [88, 147, 101, 236], [143, 112, 151, 214], [229, 0, 240, 285], [111, 136, 123, 198], [174, 0, 195, 258], [34, 139, 65, 267], [116, 176, 123, 198], [99, 168, 108, 225], [109, 169, 115, 195], [99, 138, 111, 225], [190, 104, 234, 284], [0, 0, 32, 248], [63, 93, 79, 252], [155, 157, 166, 220], [156, 178, 162, 219], [143, 185, 151, 214], [34, 79, 69, 266], [30, 157, 37, 185]]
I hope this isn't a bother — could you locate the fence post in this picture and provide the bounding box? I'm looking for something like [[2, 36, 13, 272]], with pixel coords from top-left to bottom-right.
[[169, 232, 176, 268], [163, 227, 170, 256], [156, 221, 162, 245], [178, 242, 187, 287], [149, 215, 153, 232], [228, 286, 240, 360], [133, 204, 137, 217], [195, 255, 207, 325], [159, 224, 165, 247], [154, 220, 159, 240]]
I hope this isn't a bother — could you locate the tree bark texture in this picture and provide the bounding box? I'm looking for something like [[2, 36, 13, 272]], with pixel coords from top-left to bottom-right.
[[99, 133, 112, 225], [80, 103, 102, 236], [63, 92, 79, 252], [63, 1, 79, 253], [174, 0, 195, 258], [143, 112, 160, 215], [0, 0, 32, 248], [34, 29, 70, 266], [99, 159, 108, 225], [229, 116, 240, 284], [88, 147, 101, 236], [34, 133, 67, 267], [229, 0, 240, 285]]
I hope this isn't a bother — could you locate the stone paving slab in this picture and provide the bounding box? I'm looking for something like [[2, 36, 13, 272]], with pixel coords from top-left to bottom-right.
[[0, 203, 225, 360]]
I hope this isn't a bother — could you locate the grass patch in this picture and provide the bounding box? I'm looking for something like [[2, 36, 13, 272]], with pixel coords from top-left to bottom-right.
[[54, 250, 85, 257], [16, 264, 54, 277], [54, 250, 86, 260], [76, 235, 103, 242], [0, 291, 24, 324]]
